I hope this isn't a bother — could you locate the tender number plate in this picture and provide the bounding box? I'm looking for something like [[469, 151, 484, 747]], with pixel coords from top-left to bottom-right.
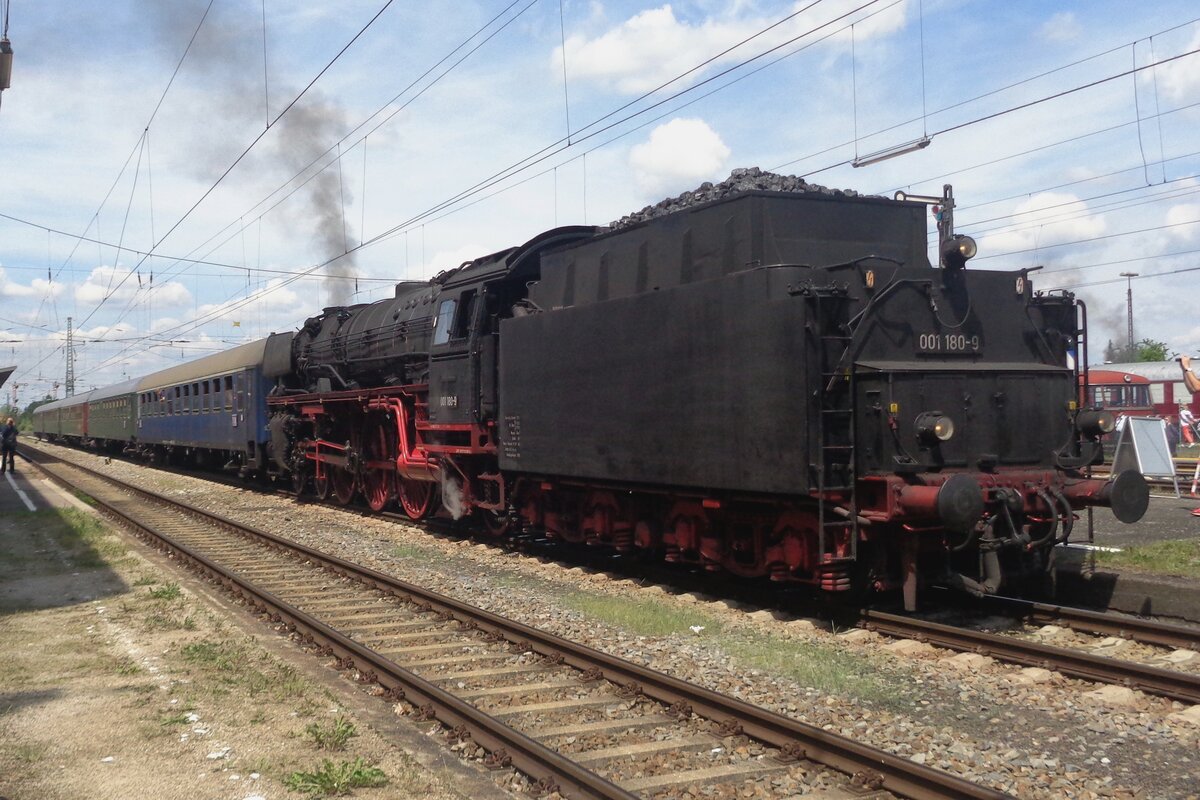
[[917, 333, 980, 354]]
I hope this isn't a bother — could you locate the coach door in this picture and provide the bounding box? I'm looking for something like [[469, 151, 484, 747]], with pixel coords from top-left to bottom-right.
[[230, 373, 243, 429]]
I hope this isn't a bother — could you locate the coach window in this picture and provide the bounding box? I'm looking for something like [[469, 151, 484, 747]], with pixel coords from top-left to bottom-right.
[[201, 380, 209, 412], [191, 383, 199, 413], [234, 373, 244, 414], [432, 299, 455, 346], [224, 375, 234, 409], [211, 379, 220, 410]]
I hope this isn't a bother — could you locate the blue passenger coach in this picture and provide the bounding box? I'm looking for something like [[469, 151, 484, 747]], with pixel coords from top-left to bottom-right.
[[135, 339, 271, 475]]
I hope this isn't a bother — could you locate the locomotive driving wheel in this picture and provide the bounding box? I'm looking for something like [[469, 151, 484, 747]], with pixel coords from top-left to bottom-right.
[[290, 464, 309, 496], [313, 466, 332, 501], [331, 466, 357, 506], [360, 417, 395, 513], [398, 478, 435, 520]]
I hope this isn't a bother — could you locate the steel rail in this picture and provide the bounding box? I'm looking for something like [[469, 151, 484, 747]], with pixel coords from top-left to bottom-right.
[[862, 610, 1200, 705], [981, 595, 1200, 651], [30, 454, 638, 800], [27, 448, 1006, 800]]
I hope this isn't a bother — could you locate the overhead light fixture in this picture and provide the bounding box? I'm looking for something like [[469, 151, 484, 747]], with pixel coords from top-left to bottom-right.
[[852, 135, 932, 168]]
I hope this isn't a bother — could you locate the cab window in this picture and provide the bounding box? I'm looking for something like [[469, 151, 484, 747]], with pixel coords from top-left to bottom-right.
[[433, 299, 455, 346]]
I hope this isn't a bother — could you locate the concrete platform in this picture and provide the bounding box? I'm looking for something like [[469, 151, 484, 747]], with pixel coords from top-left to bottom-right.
[[1055, 489, 1200, 623], [0, 450, 77, 515]]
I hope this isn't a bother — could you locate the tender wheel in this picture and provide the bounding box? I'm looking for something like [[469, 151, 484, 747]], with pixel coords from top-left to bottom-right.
[[398, 478, 435, 520], [479, 509, 511, 537], [331, 466, 357, 506]]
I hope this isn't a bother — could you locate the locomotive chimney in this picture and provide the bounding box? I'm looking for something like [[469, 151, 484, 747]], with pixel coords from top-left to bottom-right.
[[0, 37, 13, 91]]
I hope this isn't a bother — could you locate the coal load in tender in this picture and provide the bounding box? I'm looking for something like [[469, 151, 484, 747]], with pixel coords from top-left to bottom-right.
[[608, 166, 876, 230]]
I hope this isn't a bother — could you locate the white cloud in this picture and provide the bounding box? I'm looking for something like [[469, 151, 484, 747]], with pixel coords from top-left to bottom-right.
[[1038, 12, 1081, 43], [77, 322, 137, 340], [980, 192, 1107, 255], [73, 266, 192, 307], [629, 118, 731, 197], [1165, 203, 1200, 241], [1154, 29, 1200, 104], [0, 267, 64, 299], [559, 1, 908, 94], [193, 278, 303, 330]]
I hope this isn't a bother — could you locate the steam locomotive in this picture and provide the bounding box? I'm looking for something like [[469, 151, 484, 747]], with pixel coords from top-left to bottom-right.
[[34, 181, 1148, 609]]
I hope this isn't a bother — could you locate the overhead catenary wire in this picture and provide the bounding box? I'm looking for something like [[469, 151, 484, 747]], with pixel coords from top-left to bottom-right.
[[77, 0, 984, 380], [78, 4, 1200, 378], [771, 15, 1200, 175], [30, 0, 216, 330], [972, 217, 1200, 261], [66, 0, 823, 375], [50, 1, 542, 383], [5, 0, 402, 392], [16, 7, 1200, 389], [793, 45, 1200, 181], [91, 0, 536, 338], [73, 0, 398, 334], [888, 98, 1200, 217]]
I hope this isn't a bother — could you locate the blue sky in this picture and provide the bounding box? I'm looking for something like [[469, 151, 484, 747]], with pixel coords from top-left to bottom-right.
[[1, 0, 1199, 402]]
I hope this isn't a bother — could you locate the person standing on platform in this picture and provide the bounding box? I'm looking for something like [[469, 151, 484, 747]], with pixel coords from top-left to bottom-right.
[[0, 417, 16, 473], [1180, 357, 1200, 514]]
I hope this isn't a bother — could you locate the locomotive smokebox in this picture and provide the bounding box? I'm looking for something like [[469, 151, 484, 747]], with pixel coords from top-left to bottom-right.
[[0, 37, 12, 91]]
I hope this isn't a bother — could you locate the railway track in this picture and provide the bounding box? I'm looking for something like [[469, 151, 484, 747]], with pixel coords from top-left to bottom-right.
[[26, 450, 1005, 800], [859, 609, 1200, 705], [977, 595, 1200, 652]]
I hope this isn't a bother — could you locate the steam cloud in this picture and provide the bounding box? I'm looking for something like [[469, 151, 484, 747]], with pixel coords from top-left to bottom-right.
[[440, 473, 466, 520], [144, 3, 361, 307], [276, 102, 359, 307]]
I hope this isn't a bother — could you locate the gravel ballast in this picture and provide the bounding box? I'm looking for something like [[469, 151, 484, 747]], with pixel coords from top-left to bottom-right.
[[30, 442, 1200, 799]]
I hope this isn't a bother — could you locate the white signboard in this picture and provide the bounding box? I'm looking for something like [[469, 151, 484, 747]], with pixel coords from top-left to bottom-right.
[[1112, 416, 1180, 497]]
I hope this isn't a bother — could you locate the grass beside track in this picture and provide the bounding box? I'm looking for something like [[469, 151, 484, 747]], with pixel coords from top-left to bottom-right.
[[384, 539, 917, 709], [1093, 538, 1200, 579], [563, 592, 911, 708], [0, 478, 467, 800]]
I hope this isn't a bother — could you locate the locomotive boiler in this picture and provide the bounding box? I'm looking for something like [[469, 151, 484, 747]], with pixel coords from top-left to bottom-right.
[[261, 179, 1147, 609]]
